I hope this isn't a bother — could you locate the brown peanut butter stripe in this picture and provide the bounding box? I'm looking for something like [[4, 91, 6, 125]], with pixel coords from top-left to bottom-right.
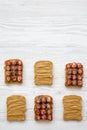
[[34, 61, 53, 85], [7, 95, 26, 121], [63, 95, 82, 121]]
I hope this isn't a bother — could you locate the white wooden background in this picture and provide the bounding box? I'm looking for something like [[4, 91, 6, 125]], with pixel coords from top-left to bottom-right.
[[0, 0, 87, 130]]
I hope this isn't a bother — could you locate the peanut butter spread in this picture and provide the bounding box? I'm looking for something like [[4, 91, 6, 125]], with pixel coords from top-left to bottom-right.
[[7, 95, 26, 121], [63, 95, 82, 121], [34, 61, 53, 85]]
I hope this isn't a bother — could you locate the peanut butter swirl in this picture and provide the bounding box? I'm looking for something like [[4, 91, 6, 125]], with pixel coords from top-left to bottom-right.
[[34, 61, 53, 85], [63, 95, 82, 121], [7, 95, 26, 121]]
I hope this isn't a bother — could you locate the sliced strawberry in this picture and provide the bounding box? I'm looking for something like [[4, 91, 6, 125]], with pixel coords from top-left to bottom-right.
[[17, 76, 22, 82], [47, 109, 52, 115], [46, 103, 52, 109], [47, 114, 52, 121], [41, 115, 46, 120], [41, 109, 46, 115], [66, 64, 71, 69], [72, 69, 77, 75], [6, 71, 11, 76], [18, 71, 22, 76], [72, 75, 77, 80], [77, 75, 82, 80], [78, 80, 83, 86], [35, 115, 41, 120], [72, 80, 77, 86], [72, 62, 77, 68], [6, 66, 10, 71], [78, 68, 83, 75], [18, 60, 22, 65], [35, 109, 41, 115], [41, 103, 46, 109], [5, 60, 11, 66], [77, 63, 82, 68], [18, 66, 22, 71], [47, 96, 52, 103], [6, 76, 11, 82]]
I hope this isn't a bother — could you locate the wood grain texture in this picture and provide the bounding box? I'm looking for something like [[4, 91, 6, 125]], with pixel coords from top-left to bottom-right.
[[0, 0, 87, 130]]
